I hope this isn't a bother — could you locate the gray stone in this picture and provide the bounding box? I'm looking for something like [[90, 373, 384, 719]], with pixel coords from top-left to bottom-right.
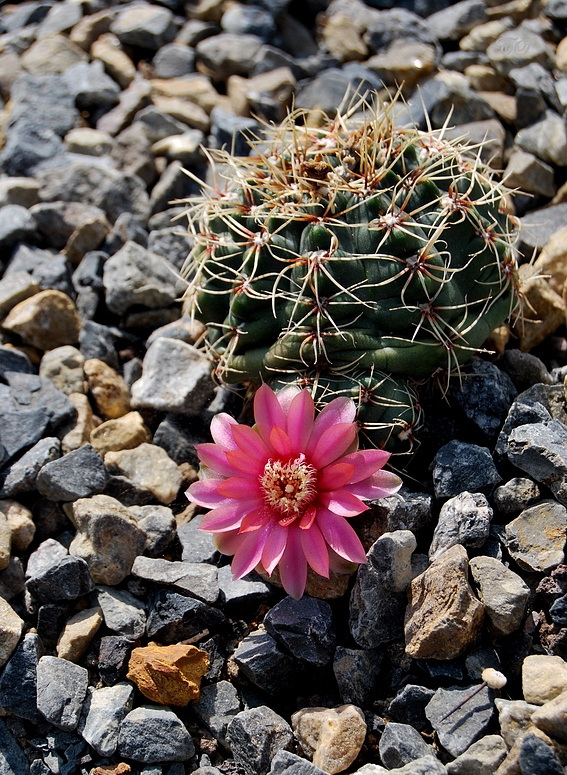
[[146, 589, 226, 644], [0, 717, 30, 775], [487, 28, 554, 76], [371, 491, 433, 535], [177, 513, 219, 564], [429, 492, 493, 561], [153, 43, 195, 79], [0, 272, 40, 319], [226, 706, 293, 775], [118, 706, 195, 762], [37, 2, 82, 37], [469, 555, 530, 637], [504, 150, 556, 199], [6, 70, 77, 130], [0, 405, 50, 462], [79, 320, 120, 370], [518, 733, 564, 775], [221, 5, 276, 41], [264, 596, 336, 667], [110, 5, 176, 50], [196, 33, 264, 80], [103, 240, 178, 314], [0, 557, 25, 601], [128, 504, 176, 557], [36, 444, 108, 501], [333, 647, 382, 708], [63, 59, 120, 110], [516, 110, 567, 167], [131, 556, 219, 605], [379, 722, 432, 770], [26, 539, 68, 580], [0, 437, 61, 497], [209, 106, 260, 158], [147, 227, 192, 271], [0, 205, 37, 250], [446, 735, 507, 775], [193, 680, 241, 747], [269, 751, 327, 775], [550, 592, 567, 625], [96, 586, 146, 640], [0, 633, 43, 722], [426, 685, 494, 757], [506, 420, 567, 505], [497, 350, 553, 393], [349, 530, 416, 648], [0, 344, 32, 378], [493, 477, 541, 516], [295, 67, 379, 115], [426, 0, 486, 41], [133, 106, 187, 145], [0, 177, 40, 209], [233, 629, 300, 696], [518, 202, 567, 260], [79, 682, 134, 756], [505, 499, 567, 572], [218, 565, 271, 612], [433, 442, 501, 500], [36, 656, 89, 731], [388, 685, 436, 732], [509, 62, 562, 114], [364, 8, 437, 52], [26, 555, 94, 603]]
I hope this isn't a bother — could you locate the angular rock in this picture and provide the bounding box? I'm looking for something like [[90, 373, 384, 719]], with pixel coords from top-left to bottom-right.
[[506, 421, 567, 507], [227, 707, 293, 775], [80, 682, 134, 757], [131, 556, 218, 605], [193, 680, 241, 747], [36, 655, 89, 730], [111, 5, 176, 50], [127, 643, 208, 706], [96, 585, 147, 640], [104, 444, 182, 505], [433, 443, 501, 499], [39, 346, 86, 396], [429, 492, 493, 561], [98, 635, 135, 687], [388, 685, 435, 733], [269, 751, 327, 775], [118, 706, 195, 762], [0, 596, 24, 669], [26, 556, 95, 603], [196, 33, 263, 80], [379, 722, 432, 770], [217, 565, 271, 614], [178, 513, 219, 564], [495, 698, 540, 749], [90, 411, 151, 456], [2, 290, 81, 350], [469, 556, 530, 638], [146, 589, 226, 644], [516, 110, 567, 167], [36, 444, 108, 501], [426, 684, 494, 757], [0, 273, 40, 321], [0, 632, 42, 722], [127, 504, 176, 558], [57, 606, 103, 662], [487, 28, 554, 76], [505, 500, 567, 573], [292, 705, 366, 775], [0, 717, 30, 775], [446, 734, 507, 775], [519, 732, 564, 774], [493, 477, 541, 516], [233, 629, 300, 696], [264, 596, 336, 667], [0, 499, 34, 552], [522, 654, 567, 705]]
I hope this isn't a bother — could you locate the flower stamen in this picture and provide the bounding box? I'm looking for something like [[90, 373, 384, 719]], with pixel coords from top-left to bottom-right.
[[260, 455, 317, 524]]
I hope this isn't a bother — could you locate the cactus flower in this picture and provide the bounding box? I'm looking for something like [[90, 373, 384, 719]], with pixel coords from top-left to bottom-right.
[[186, 384, 402, 599]]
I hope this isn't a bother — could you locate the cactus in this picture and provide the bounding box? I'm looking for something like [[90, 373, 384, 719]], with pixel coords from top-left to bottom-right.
[[182, 98, 519, 452]]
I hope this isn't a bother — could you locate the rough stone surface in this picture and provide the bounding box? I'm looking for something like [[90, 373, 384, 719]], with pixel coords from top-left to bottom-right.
[[469, 556, 530, 637], [378, 722, 432, 769], [426, 684, 494, 757], [36, 655, 89, 731], [80, 682, 134, 757], [118, 706, 195, 763], [522, 654, 567, 705], [429, 491, 493, 561], [264, 596, 336, 667], [226, 706, 293, 775], [292, 705, 367, 775], [127, 643, 209, 706], [104, 444, 182, 505], [505, 500, 567, 573]]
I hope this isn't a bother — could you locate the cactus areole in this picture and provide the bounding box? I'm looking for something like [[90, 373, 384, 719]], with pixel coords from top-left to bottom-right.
[[183, 99, 518, 451]]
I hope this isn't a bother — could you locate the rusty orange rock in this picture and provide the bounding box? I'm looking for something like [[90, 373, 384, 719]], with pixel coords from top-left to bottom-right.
[[127, 642, 209, 706]]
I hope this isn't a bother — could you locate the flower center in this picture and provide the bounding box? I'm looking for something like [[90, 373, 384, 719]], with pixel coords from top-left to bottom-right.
[[259, 455, 317, 525]]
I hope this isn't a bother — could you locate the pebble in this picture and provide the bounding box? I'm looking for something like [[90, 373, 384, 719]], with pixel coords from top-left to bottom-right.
[[269, 750, 327, 775], [522, 654, 567, 704], [0, 632, 42, 722], [446, 734, 507, 775], [233, 629, 299, 697], [84, 358, 131, 420], [433, 442, 502, 499], [2, 289, 81, 350], [79, 682, 134, 757], [62, 393, 96, 453], [292, 705, 366, 775], [426, 684, 494, 757], [379, 722, 432, 769], [127, 642, 208, 706], [110, 6, 176, 51], [36, 655, 89, 731], [263, 596, 336, 667], [226, 706, 293, 775], [518, 732, 565, 775], [469, 556, 530, 637], [39, 345, 86, 396], [0, 595, 23, 669], [127, 504, 176, 558], [0, 717, 29, 775], [26, 555, 95, 603], [146, 589, 226, 644], [25, 538, 68, 580], [193, 680, 241, 747], [429, 492, 493, 560], [56, 605, 103, 662], [404, 544, 484, 660], [515, 109, 567, 166], [91, 33, 136, 90], [504, 500, 567, 573], [104, 443, 182, 505], [36, 443, 108, 502], [117, 706, 195, 763], [131, 556, 218, 605], [90, 411, 150, 456], [96, 585, 147, 640]]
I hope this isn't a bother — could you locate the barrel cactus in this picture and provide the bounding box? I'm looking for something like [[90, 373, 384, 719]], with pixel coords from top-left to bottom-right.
[[182, 99, 519, 452]]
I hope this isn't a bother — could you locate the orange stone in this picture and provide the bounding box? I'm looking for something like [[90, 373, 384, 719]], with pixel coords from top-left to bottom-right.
[[90, 763, 131, 775], [127, 642, 209, 706]]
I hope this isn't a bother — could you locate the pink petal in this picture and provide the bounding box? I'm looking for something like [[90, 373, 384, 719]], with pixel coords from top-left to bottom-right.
[[345, 470, 403, 499], [261, 522, 288, 574], [320, 489, 369, 517], [269, 425, 293, 457], [328, 546, 359, 574], [309, 422, 358, 469], [195, 443, 239, 478], [340, 449, 391, 482], [186, 479, 227, 508], [308, 396, 356, 452], [210, 413, 239, 449], [286, 390, 315, 453], [199, 498, 263, 532], [231, 525, 271, 578], [225, 449, 266, 476], [278, 525, 308, 599], [299, 505, 317, 529], [254, 384, 285, 447], [275, 384, 301, 415], [318, 462, 355, 491], [300, 523, 329, 578], [317, 508, 367, 564], [216, 476, 261, 499], [231, 424, 269, 461], [239, 507, 272, 532], [214, 529, 244, 556]]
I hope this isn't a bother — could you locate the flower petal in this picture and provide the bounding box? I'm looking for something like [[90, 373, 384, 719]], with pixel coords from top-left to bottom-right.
[[231, 424, 270, 460], [210, 413, 239, 449], [261, 522, 288, 574], [308, 396, 356, 451], [345, 470, 403, 499], [225, 449, 266, 476], [254, 384, 285, 447], [278, 525, 308, 600], [300, 523, 329, 578], [320, 489, 369, 517], [239, 507, 272, 532], [231, 525, 271, 579], [186, 478, 227, 508], [195, 443, 239, 477], [317, 508, 367, 564], [269, 425, 293, 457], [275, 384, 301, 414], [214, 529, 244, 556], [199, 497, 263, 532], [216, 476, 261, 499], [286, 389, 315, 453], [318, 462, 355, 491], [309, 422, 358, 469], [340, 449, 391, 482]]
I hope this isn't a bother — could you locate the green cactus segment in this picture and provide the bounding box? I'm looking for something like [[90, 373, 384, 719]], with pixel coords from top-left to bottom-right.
[[183, 101, 518, 450]]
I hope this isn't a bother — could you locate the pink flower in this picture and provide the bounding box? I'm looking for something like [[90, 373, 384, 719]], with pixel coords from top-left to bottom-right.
[[186, 384, 402, 599]]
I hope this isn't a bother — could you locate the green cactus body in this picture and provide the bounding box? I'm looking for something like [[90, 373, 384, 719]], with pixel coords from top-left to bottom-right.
[[183, 101, 518, 451]]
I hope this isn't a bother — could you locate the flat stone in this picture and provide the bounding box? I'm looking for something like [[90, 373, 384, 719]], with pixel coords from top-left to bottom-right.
[[446, 735, 507, 775], [264, 596, 336, 667], [68, 494, 147, 585], [131, 556, 218, 604], [2, 290, 81, 350], [104, 444, 182, 505], [433, 443, 502, 500], [79, 682, 134, 757], [36, 444, 108, 502], [522, 654, 567, 704], [146, 589, 226, 644], [36, 655, 89, 730], [84, 358, 131, 420], [429, 492, 493, 561], [269, 751, 327, 775], [504, 149, 556, 198], [96, 585, 147, 640], [196, 33, 263, 80], [0, 632, 42, 722], [233, 629, 300, 696], [506, 421, 567, 508], [504, 499, 567, 573], [177, 513, 219, 564], [469, 555, 530, 637], [91, 33, 136, 90], [516, 110, 567, 166], [0, 596, 24, 669], [379, 722, 432, 770], [405, 544, 484, 660], [193, 680, 241, 746], [227, 707, 293, 775], [118, 706, 195, 763], [292, 705, 366, 775], [131, 337, 215, 415], [495, 698, 540, 749], [487, 27, 554, 76], [127, 643, 209, 706], [57, 606, 103, 662], [0, 717, 30, 775], [426, 684, 494, 757]]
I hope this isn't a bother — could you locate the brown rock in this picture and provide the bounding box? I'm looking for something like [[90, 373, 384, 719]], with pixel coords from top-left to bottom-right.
[[512, 274, 566, 352], [460, 17, 515, 51], [2, 290, 81, 350], [96, 78, 151, 137], [366, 41, 436, 90], [127, 642, 209, 706], [404, 544, 484, 660], [57, 606, 103, 662], [39, 346, 86, 396], [150, 76, 219, 113], [322, 13, 367, 62], [477, 91, 517, 124], [90, 411, 151, 456], [531, 225, 567, 297], [0, 511, 11, 571], [62, 393, 98, 453], [0, 596, 24, 669], [0, 500, 35, 552], [91, 764, 131, 775], [523, 654, 567, 705], [63, 214, 111, 265], [465, 64, 509, 93], [292, 705, 367, 775], [495, 698, 540, 749], [84, 359, 131, 420], [91, 33, 136, 89], [556, 36, 567, 73], [151, 96, 210, 132], [227, 67, 296, 121], [20, 34, 88, 75], [104, 443, 182, 505], [532, 691, 567, 742], [70, 9, 115, 51]]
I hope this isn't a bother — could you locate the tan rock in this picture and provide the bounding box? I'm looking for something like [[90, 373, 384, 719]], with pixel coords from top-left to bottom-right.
[[57, 606, 103, 662], [65, 127, 114, 157], [84, 359, 131, 420], [188, 0, 224, 22], [127, 642, 209, 706], [486, 0, 532, 23], [0, 500, 35, 552], [292, 704, 367, 775], [91, 33, 136, 89], [404, 544, 484, 660], [97, 78, 151, 137], [322, 13, 367, 62], [495, 698, 539, 748], [460, 17, 515, 51], [366, 41, 436, 90], [104, 443, 182, 505], [465, 64, 509, 92], [2, 290, 81, 351], [0, 512, 11, 572], [531, 690, 567, 742], [90, 764, 131, 775], [557, 36, 567, 73], [70, 9, 115, 51], [62, 393, 98, 453], [63, 214, 111, 265], [20, 33, 88, 75], [150, 76, 219, 113], [512, 274, 566, 352], [523, 654, 567, 705], [0, 51, 22, 100], [0, 596, 24, 669], [477, 91, 517, 124], [39, 346, 86, 396], [0, 272, 40, 320], [90, 411, 151, 456], [227, 67, 296, 120], [152, 96, 210, 132], [531, 225, 567, 296]]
